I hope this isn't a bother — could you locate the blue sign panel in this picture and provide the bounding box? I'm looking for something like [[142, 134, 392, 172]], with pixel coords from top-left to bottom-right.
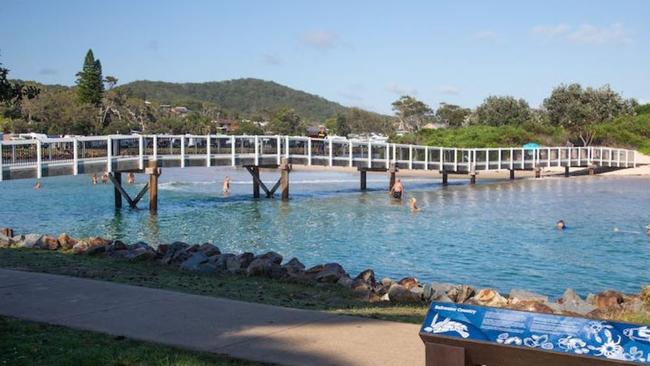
[[421, 302, 650, 363]]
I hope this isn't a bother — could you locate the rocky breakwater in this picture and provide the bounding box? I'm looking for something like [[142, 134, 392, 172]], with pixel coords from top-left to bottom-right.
[[1, 228, 649, 320]]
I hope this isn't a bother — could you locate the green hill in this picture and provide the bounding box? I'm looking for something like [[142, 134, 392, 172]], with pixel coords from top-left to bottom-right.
[[119, 78, 348, 121]]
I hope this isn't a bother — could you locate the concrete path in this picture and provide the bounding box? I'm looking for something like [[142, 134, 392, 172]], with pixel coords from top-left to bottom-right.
[[0, 268, 423, 366]]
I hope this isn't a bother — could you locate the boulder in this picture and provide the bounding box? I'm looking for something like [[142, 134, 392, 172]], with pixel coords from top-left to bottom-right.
[[447, 285, 476, 303], [423, 283, 458, 303], [509, 300, 555, 314], [306, 263, 346, 283], [58, 233, 77, 250], [214, 253, 236, 271], [471, 288, 508, 308], [509, 289, 548, 304], [338, 275, 355, 289], [354, 269, 376, 287], [21, 234, 43, 249], [553, 289, 595, 315], [380, 277, 395, 289], [0, 233, 12, 248], [160, 242, 191, 265], [198, 243, 220, 257], [180, 252, 209, 271], [0, 227, 14, 237], [350, 281, 371, 299], [106, 240, 128, 253], [255, 251, 283, 265], [125, 245, 156, 261], [283, 257, 306, 279], [397, 277, 418, 290], [593, 290, 624, 310], [247, 257, 282, 277], [236, 252, 255, 269], [388, 284, 421, 303], [641, 286, 650, 305]]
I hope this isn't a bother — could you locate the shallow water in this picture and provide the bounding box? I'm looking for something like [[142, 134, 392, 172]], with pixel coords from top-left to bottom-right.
[[1, 167, 649, 297]]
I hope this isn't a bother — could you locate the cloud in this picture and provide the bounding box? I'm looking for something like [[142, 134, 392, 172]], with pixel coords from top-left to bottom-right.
[[439, 85, 460, 95], [531, 23, 632, 45], [301, 31, 340, 50], [262, 54, 282, 66], [473, 30, 498, 42], [386, 83, 418, 96], [38, 68, 57, 76]]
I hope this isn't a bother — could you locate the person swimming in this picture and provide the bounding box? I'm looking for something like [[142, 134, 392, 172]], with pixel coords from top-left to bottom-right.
[[646, 224, 650, 236], [91, 174, 98, 185], [556, 220, 566, 230], [223, 176, 231, 194], [409, 197, 420, 212], [127, 172, 135, 185], [390, 179, 404, 200], [101, 172, 109, 184], [33, 180, 41, 190]]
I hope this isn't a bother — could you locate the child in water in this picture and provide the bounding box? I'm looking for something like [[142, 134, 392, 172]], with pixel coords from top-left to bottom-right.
[[409, 197, 420, 212], [556, 220, 566, 230]]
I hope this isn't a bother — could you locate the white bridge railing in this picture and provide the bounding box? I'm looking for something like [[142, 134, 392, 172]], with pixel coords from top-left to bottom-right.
[[0, 134, 638, 181]]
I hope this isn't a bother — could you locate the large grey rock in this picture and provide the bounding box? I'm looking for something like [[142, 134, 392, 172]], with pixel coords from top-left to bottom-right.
[[180, 252, 209, 271], [160, 242, 191, 265], [247, 257, 282, 277], [125, 245, 156, 261], [21, 234, 43, 249], [214, 253, 236, 271], [448, 285, 476, 303], [354, 269, 376, 287], [550, 288, 595, 315], [509, 289, 548, 304], [306, 263, 346, 283], [198, 243, 220, 257], [254, 251, 283, 265], [388, 284, 421, 303]]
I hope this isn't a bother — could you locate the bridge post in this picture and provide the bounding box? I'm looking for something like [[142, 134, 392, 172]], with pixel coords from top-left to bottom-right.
[[389, 164, 398, 191], [442, 171, 448, 186], [360, 170, 367, 191], [564, 166, 570, 177], [252, 166, 260, 198], [113, 172, 122, 209], [469, 171, 477, 185], [147, 160, 160, 213], [280, 158, 290, 201], [534, 167, 541, 178], [509, 169, 515, 180]]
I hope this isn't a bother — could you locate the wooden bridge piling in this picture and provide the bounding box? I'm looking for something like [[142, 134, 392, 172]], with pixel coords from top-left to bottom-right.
[[360, 170, 367, 191], [564, 166, 570, 177], [469, 171, 477, 185], [252, 167, 261, 198], [534, 167, 541, 178], [113, 172, 122, 209], [509, 169, 515, 180], [442, 171, 449, 186], [280, 158, 290, 201], [146, 160, 160, 213]]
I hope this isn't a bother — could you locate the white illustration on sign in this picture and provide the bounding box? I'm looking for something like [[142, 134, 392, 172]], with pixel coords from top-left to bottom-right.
[[423, 314, 470, 338], [524, 334, 554, 350], [587, 329, 625, 360], [558, 336, 590, 355], [584, 321, 613, 343], [624, 326, 650, 343], [497, 333, 522, 345]]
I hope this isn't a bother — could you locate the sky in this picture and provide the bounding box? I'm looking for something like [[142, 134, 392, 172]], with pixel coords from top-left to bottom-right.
[[1, 0, 648, 114]]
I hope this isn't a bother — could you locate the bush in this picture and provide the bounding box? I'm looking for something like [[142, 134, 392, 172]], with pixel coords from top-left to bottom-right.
[[594, 114, 650, 155]]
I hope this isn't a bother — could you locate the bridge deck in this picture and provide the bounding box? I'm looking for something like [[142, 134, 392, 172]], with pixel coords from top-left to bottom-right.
[[0, 134, 637, 181]]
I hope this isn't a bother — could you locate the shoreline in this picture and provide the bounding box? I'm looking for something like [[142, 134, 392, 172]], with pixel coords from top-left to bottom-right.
[[1, 228, 648, 322]]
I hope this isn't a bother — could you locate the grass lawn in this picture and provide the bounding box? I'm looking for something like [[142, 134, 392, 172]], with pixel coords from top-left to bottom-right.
[[0, 248, 428, 324], [0, 316, 263, 366]]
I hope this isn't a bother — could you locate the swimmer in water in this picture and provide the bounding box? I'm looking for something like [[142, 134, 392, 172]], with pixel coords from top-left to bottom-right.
[[91, 174, 98, 185], [33, 180, 41, 190], [647, 224, 650, 236], [223, 176, 231, 194], [127, 172, 135, 185], [101, 172, 109, 184], [556, 220, 566, 230], [390, 179, 404, 200], [409, 197, 420, 212]]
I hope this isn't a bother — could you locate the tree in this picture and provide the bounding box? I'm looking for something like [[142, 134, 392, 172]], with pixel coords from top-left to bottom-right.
[[104, 75, 118, 90], [543, 84, 636, 146], [0, 61, 39, 104], [474, 96, 531, 126], [268, 108, 306, 135], [237, 121, 265, 135], [75, 49, 104, 106], [391, 95, 432, 132], [435, 103, 470, 128], [325, 113, 351, 136]]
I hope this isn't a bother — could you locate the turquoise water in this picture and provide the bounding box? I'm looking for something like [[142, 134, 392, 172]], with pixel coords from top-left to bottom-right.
[[1, 168, 649, 296]]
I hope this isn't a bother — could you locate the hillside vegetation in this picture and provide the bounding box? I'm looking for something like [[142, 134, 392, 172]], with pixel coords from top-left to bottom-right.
[[120, 78, 348, 121]]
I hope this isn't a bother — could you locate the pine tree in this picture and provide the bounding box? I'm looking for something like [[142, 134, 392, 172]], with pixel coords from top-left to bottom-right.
[[75, 49, 104, 106]]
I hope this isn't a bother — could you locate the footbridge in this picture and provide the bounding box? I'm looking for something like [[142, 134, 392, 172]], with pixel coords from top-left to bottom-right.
[[0, 134, 638, 211]]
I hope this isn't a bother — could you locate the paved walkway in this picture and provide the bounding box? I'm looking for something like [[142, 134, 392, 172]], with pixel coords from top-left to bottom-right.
[[0, 268, 423, 366]]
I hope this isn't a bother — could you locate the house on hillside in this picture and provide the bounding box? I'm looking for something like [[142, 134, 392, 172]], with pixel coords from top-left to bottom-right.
[[213, 119, 240, 134]]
